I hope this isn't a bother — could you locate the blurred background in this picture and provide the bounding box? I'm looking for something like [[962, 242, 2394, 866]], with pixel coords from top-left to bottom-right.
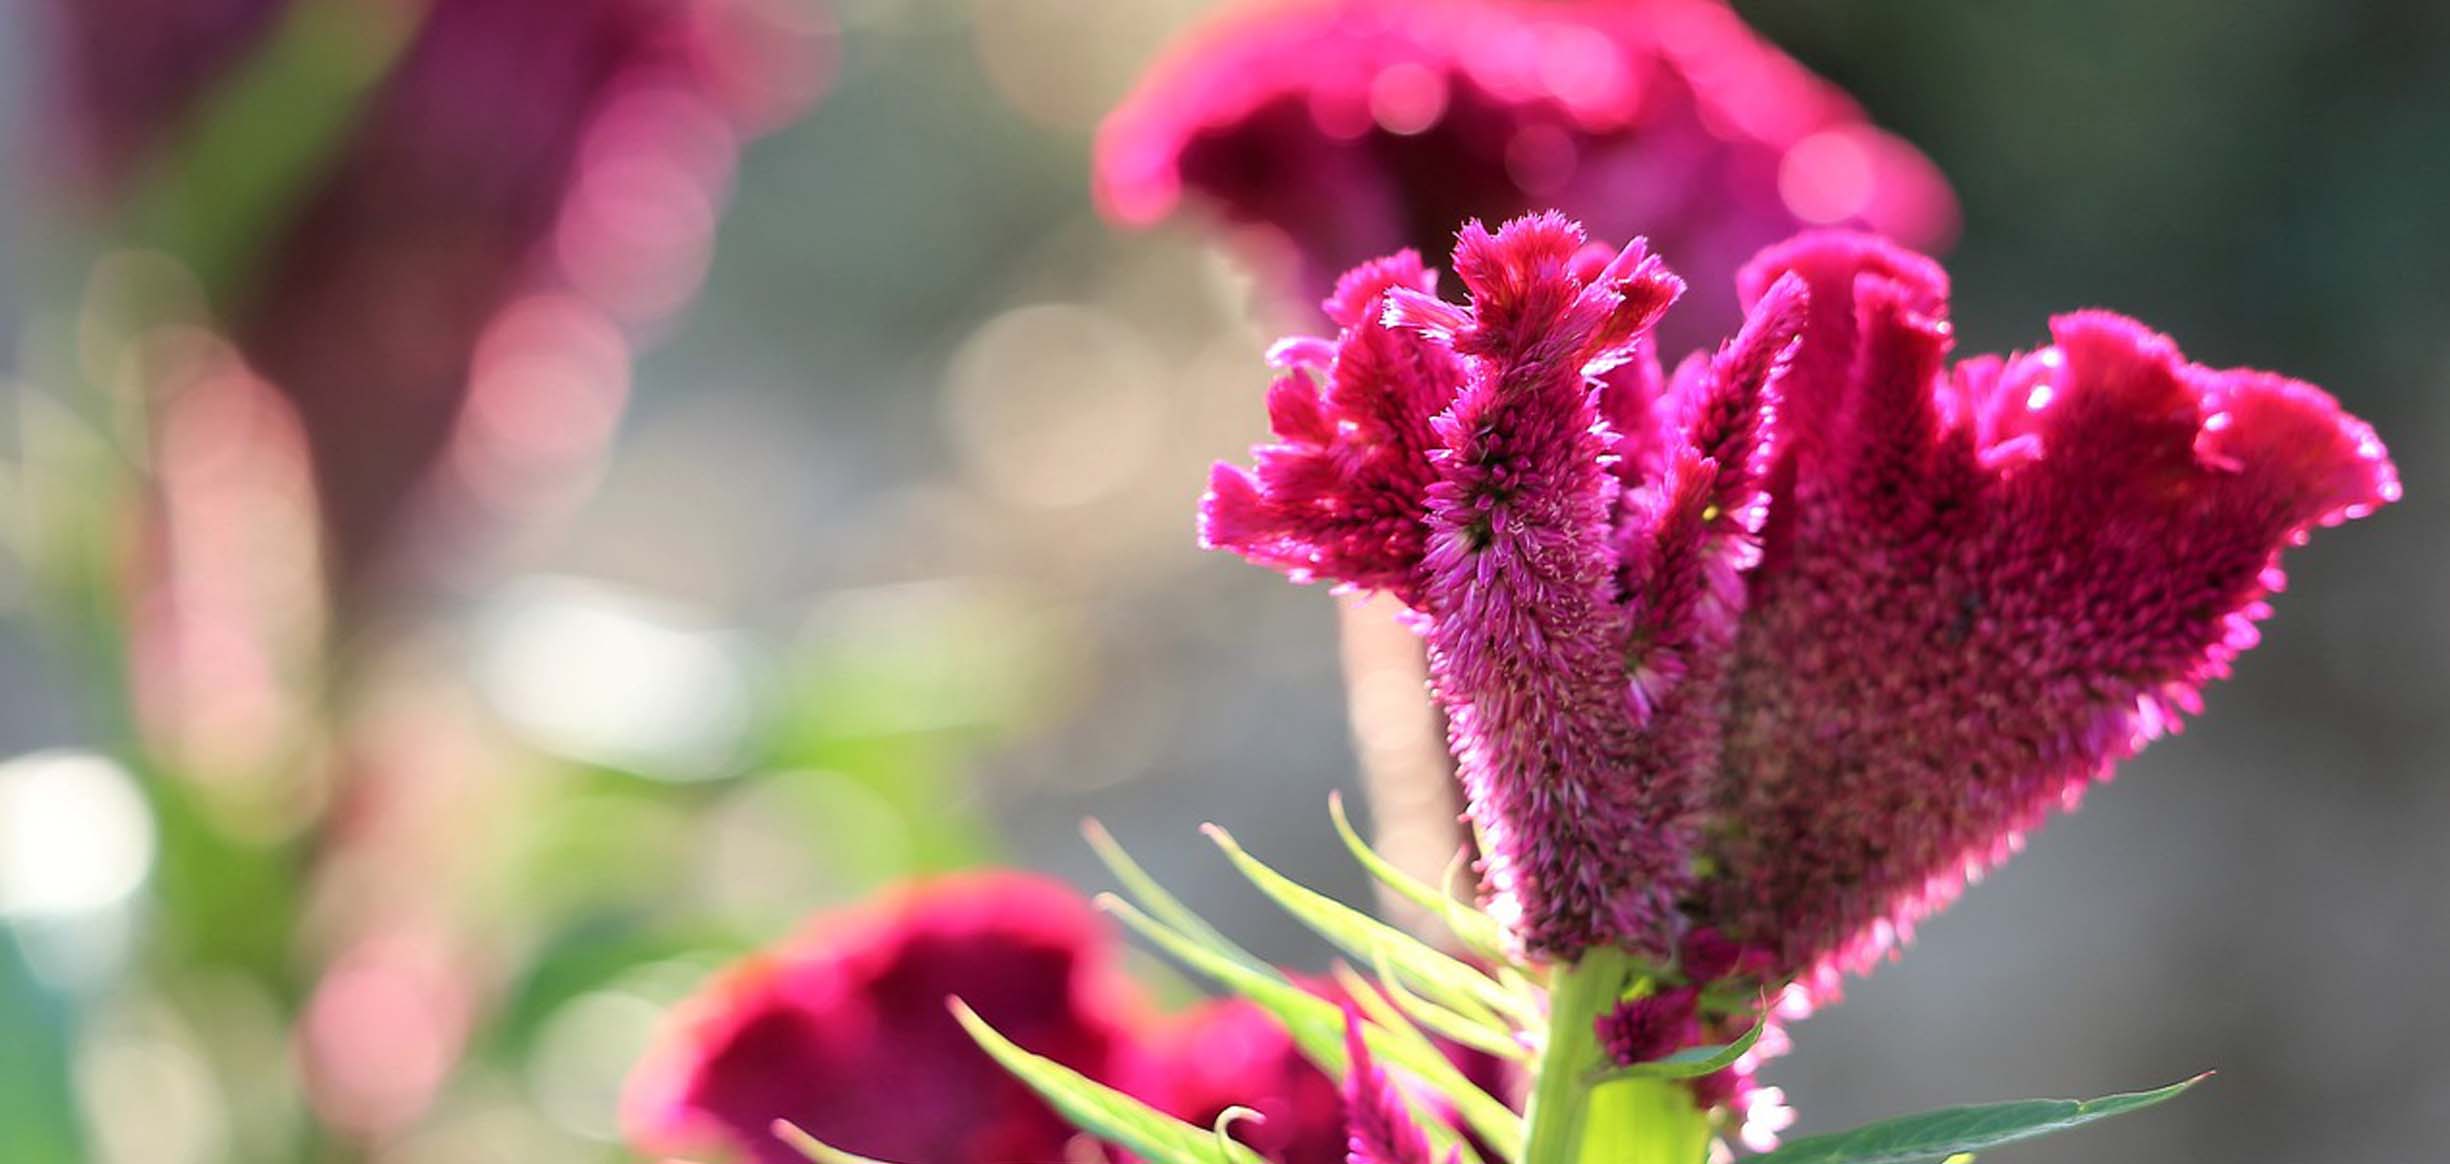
[[0, 1, 2443, 1161]]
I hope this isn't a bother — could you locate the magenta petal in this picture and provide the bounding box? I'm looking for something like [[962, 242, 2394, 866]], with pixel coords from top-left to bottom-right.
[[1199, 260, 1467, 604], [1712, 237, 2401, 990]]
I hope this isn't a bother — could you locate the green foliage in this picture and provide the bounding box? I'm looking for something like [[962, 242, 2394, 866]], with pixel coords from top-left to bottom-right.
[[1204, 823, 1537, 1031], [1328, 792, 1513, 967], [1743, 1077, 2207, 1164], [1098, 893, 1523, 1159], [0, 936, 83, 1164], [122, 0, 416, 302], [1020, 809, 2206, 1164], [952, 1000, 1270, 1164], [777, 1119, 897, 1164]]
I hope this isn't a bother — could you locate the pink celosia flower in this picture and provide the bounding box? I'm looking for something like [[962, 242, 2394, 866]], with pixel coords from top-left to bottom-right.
[[37, 0, 833, 594], [1097, 0, 1954, 345], [622, 872, 1152, 1164], [1202, 217, 2397, 1000], [626, 875, 1507, 1164]]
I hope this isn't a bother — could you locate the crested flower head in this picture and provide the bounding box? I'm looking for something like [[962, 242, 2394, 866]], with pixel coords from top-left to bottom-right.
[[622, 872, 1151, 1164], [1203, 217, 2397, 1002], [1097, 0, 1954, 344]]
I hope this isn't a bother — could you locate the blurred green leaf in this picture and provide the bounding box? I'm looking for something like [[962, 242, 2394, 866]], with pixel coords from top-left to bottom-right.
[[953, 999, 1269, 1164], [485, 914, 742, 1058], [1360, 950, 1525, 1061], [1745, 1077, 2206, 1164], [1100, 894, 1523, 1160], [777, 1120, 899, 1164], [1083, 819, 1268, 977], [1205, 823, 1534, 1032], [0, 933, 83, 1163], [1329, 792, 1512, 968], [124, 0, 417, 303]]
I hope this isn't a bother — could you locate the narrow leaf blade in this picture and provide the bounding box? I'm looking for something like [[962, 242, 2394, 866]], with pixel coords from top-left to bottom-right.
[[1589, 1020, 1762, 1083], [775, 1120, 897, 1164], [1329, 792, 1513, 965], [1205, 824, 1535, 1031], [1746, 1076, 2207, 1164], [1100, 895, 1525, 1161], [1084, 818, 1272, 976], [952, 998, 1268, 1164]]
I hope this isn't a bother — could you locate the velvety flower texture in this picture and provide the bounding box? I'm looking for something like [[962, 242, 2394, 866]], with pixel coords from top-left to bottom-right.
[[1202, 218, 2398, 987], [40, 0, 831, 592], [1097, 0, 1954, 345], [627, 874, 1492, 1164]]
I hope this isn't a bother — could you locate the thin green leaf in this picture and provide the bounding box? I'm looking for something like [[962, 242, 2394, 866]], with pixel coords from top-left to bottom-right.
[[952, 999, 1269, 1164], [1204, 824, 1537, 1031], [1586, 1019, 1762, 1084], [1745, 1076, 2208, 1164], [1328, 792, 1513, 965], [774, 1120, 898, 1164], [1084, 818, 1272, 976], [1364, 950, 1528, 1061], [1099, 895, 1525, 1161]]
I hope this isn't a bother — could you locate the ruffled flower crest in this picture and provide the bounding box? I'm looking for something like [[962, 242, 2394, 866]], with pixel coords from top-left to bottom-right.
[[1204, 217, 2397, 999], [1709, 233, 2402, 993]]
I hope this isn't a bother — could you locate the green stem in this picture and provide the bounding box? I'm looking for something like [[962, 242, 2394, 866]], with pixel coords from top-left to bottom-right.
[[1522, 949, 1630, 1164], [1585, 1076, 1711, 1164], [1521, 949, 1713, 1164]]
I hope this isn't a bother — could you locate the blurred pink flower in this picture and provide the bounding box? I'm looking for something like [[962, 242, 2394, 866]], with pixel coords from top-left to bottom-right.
[[626, 875, 1508, 1164], [623, 872, 1154, 1164], [1144, 996, 1354, 1164], [1203, 217, 2397, 1002], [1096, 0, 1954, 347], [39, 0, 835, 597]]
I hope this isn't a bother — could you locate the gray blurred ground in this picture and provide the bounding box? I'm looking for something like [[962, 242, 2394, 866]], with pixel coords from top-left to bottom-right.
[[4, 2, 2446, 1161]]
